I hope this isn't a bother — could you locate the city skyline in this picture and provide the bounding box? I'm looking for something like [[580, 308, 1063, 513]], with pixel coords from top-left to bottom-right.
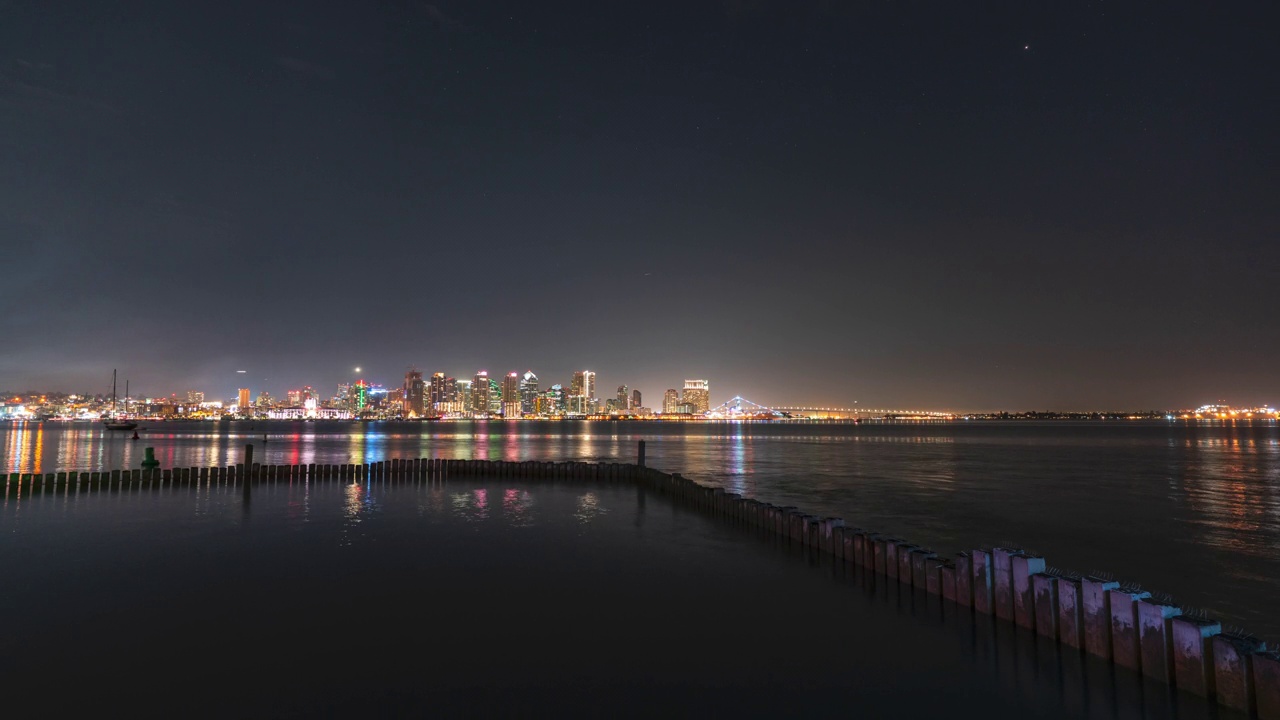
[[3, 363, 1277, 420], [2, 2, 1276, 410]]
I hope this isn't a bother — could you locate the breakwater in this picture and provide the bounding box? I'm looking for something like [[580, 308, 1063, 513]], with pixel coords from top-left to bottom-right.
[[4, 444, 1278, 717]]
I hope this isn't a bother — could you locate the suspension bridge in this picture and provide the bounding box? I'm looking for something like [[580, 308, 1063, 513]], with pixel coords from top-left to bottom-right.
[[705, 397, 954, 420]]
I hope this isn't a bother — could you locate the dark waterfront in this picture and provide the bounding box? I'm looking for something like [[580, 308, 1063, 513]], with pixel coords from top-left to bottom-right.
[[4, 419, 1279, 643], [0, 478, 1238, 719]]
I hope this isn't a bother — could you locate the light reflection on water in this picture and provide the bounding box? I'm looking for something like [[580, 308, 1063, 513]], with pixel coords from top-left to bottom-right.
[[574, 492, 607, 524], [0, 481, 1225, 719], [2, 419, 1280, 638]]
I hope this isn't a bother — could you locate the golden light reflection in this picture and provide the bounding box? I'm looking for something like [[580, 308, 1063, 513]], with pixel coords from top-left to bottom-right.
[[574, 492, 607, 523], [1178, 424, 1279, 558]]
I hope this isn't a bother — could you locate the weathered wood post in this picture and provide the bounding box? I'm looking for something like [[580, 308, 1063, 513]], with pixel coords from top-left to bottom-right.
[[637, 440, 646, 468], [243, 443, 254, 500]]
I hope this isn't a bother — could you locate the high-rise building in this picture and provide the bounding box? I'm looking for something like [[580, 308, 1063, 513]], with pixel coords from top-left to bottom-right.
[[663, 389, 680, 414], [502, 372, 520, 404], [519, 371, 539, 415], [429, 373, 449, 408], [616, 385, 629, 411], [632, 389, 642, 410], [571, 370, 596, 402], [448, 379, 471, 414], [682, 379, 710, 414], [186, 390, 205, 405], [255, 391, 273, 408], [237, 388, 251, 410], [543, 384, 566, 415], [287, 389, 303, 406], [471, 372, 489, 415], [403, 368, 425, 417], [302, 386, 317, 403], [487, 377, 503, 415], [353, 380, 369, 413]]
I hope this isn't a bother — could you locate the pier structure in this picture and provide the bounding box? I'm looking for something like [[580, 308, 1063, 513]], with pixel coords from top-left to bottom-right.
[[3, 445, 1277, 717]]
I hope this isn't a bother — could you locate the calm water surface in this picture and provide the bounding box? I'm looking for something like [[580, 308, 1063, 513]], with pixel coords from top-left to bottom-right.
[[0, 479, 1237, 718], [3, 419, 1279, 641]]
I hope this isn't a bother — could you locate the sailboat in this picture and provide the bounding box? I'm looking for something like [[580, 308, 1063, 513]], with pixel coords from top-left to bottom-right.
[[103, 370, 138, 431]]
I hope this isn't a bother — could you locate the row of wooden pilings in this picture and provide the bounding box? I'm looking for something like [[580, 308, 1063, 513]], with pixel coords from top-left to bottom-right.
[[5, 443, 1278, 717], [632, 464, 1280, 719], [2, 457, 643, 491]]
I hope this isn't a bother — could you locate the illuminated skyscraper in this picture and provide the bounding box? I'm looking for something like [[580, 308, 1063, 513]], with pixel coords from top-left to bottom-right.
[[403, 368, 425, 417], [570, 370, 596, 401], [471, 372, 489, 415], [286, 389, 302, 406], [452, 379, 471, 413], [616, 385, 629, 411], [186, 390, 205, 405], [238, 388, 251, 409], [502, 373, 520, 403], [354, 380, 369, 412], [663, 389, 680, 414], [487, 377, 502, 415], [631, 389, 641, 411], [682, 380, 710, 414], [535, 381, 565, 415], [429, 373, 448, 408], [519, 371, 539, 415]]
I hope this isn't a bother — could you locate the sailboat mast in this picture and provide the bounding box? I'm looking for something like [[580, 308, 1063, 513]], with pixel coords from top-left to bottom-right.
[[112, 369, 118, 414]]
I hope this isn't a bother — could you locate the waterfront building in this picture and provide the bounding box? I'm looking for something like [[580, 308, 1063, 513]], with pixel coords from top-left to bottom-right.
[[682, 379, 710, 414], [488, 378, 503, 415], [571, 370, 596, 403], [302, 386, 318, 404], [662, 389, 680, 414], [453, 379, 472, 408], [429, 373, 449, 408], [616, 385, 629, 411], [186, 390, 205, 405], [605, 398, 619, 414], [255, 391, 273, 408], [471, 372, 489, 415], [286, 389, 302, 406], [403, 368, 425, 417], [632, 389, 641, 410], [502, 372, 520, 406], [237, 388, 251, 410], [502, 401, 521, 418], [543, 384, 566, 416], [519, 371, 539, 415]]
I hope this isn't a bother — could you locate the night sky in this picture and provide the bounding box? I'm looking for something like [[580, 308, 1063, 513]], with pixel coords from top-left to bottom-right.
[[2, 1, 1277, 410]]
